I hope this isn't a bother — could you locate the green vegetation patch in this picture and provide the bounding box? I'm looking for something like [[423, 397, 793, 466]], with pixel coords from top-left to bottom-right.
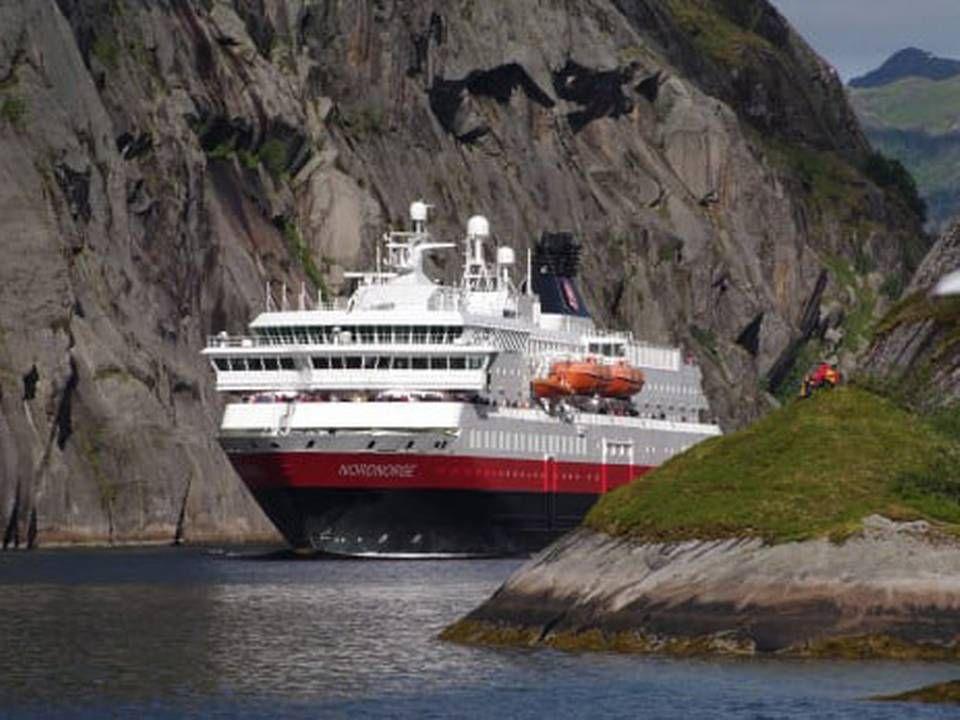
[[283, 219, 325, 294], [585, 387, 960, 543], [0, 95, 26, 130], [665, 0, 773, 68]]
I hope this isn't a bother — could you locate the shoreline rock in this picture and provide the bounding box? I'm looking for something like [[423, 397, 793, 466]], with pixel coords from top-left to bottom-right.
[[442, 517, 960, 658]]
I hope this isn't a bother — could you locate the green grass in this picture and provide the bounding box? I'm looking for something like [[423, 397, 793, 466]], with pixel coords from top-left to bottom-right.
[[585, 387, 960, 544], [665, 0, 773, 68]]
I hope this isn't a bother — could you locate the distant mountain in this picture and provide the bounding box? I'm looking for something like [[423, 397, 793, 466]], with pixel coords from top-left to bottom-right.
[[849, 49, 960, 231], [850, 48, 960, 89]]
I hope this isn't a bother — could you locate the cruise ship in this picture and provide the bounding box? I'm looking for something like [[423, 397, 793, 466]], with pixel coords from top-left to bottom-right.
[[203, 203, 721, 557]]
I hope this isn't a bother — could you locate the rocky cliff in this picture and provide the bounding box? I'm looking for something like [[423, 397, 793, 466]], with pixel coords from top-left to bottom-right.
[[443, 519, 960, 657], [862, 221, 960, 409], [0, 0, 927, 546]]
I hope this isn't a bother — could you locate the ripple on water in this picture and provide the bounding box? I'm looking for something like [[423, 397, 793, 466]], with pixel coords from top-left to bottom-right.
[[0, 548, 957, 719]]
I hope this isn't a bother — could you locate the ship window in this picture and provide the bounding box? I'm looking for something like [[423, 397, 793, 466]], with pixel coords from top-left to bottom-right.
[[395, 327, 410, 343], [589, 343, 600, 353], [359, 326, 375, 344], [345, 356, 362, 369], [363, 356, 378, 369], [429, 327, 445, 343], [312, 357, 329, 369], [330, 356, 343, 369], [468, 357, 484, 370], [280, 357, 295, 370], [430, 357, 447, 370], [450, 356, 466, 370], [376, 326, 391, 343], [229, 358, 246, 371], [412, 357, 428, 370], [394, 357, 410, 370], [248, 357, 263, 371], [214, 358, 228, 371], [412, 326, 428, 344], [377, 356, 391, 369], [264, 357, 279, 370]]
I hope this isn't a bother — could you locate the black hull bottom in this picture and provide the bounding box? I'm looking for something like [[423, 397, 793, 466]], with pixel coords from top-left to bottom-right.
[[251, 488, 600, 557]]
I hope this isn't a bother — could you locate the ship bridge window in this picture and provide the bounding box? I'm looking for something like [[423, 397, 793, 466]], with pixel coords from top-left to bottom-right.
[[312, 357, 329, 370], [376, 326, 391, 343], [359, 326, 375, 344], [430, 357, 448, 370], [330, 357, 343, 369], [229, 358, 246, 371], [413, 326, 428, 344], [264, 357, 279, 370], [363, 356, 378, 369], [429, 327, 445, 343], [412, 357, 428, 370], [280, 357, 295, 370], [468, 357, 485, 370], [248, 357, 263, 371], [377, 356, 391, 369], [394, 357, 410, 370], [214, 358, 228, 371], [395, 327, 410, 343], [450, 356, 466, 370], [345, 356, 362, 369]]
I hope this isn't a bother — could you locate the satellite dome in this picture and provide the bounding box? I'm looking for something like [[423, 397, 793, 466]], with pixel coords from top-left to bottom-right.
[[467, 215, 490, 237], [410, 201, 429, 223]]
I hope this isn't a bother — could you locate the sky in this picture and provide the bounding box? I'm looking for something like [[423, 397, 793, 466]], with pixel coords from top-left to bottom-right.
[[770, 0, 960, 82]]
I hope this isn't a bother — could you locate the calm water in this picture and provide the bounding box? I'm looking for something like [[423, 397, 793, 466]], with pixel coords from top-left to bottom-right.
[[0, 548, 958, 719]]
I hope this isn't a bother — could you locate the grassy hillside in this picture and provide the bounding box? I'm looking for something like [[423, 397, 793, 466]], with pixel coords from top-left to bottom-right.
[[852, 76, 960, 133], [585, 387, 960, 543], [849, 75, 960, 229]]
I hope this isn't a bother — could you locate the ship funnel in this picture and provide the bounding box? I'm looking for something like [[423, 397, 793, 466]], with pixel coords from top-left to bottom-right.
[[467, 215, 490, 238], [496, 247, 515, 265]]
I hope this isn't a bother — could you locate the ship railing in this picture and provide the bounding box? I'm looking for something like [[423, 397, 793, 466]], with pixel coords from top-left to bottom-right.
[[206, 333, 492, 349], [494, 406, 720, 435]]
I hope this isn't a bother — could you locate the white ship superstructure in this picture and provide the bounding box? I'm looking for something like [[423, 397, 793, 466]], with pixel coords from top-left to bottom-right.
[[204, 202, 720, 556]]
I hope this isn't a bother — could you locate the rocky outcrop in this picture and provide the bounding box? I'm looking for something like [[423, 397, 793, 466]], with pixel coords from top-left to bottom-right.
[[444, 518, 960, 657], [0, 0, 928, 545], [862, 222, 960, 409]]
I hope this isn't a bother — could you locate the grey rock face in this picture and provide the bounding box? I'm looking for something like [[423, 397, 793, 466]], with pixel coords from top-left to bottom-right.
[[862, 222, 960, 409], [0, 0, 927, 545], [457, 521, 960, 653]]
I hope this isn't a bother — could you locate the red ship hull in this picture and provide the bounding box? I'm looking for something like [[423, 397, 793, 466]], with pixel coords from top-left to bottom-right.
[[229, 451, 651, 556]]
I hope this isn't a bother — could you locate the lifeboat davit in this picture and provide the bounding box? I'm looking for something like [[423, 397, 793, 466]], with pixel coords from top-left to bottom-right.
[[553, 357, 611, 396], [605, 361, 645, 398]]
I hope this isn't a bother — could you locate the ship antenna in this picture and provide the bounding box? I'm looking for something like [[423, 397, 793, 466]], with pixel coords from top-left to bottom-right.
[[526, 246, 532, 296]]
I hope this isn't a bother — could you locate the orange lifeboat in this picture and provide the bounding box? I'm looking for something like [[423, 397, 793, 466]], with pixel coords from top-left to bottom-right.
[[605, 361, 645, 398], [554, 356, 610, 396], [531, 375, 571, 399]]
